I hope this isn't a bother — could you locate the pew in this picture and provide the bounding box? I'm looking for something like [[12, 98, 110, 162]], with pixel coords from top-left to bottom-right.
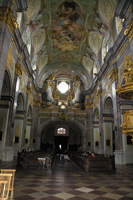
[[68, 152, 116, 173], [0, 173, 12, 199], [0, 169, 16, 200]]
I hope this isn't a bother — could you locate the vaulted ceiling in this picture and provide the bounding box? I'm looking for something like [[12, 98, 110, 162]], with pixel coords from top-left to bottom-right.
[[22, 0, 117, 90]]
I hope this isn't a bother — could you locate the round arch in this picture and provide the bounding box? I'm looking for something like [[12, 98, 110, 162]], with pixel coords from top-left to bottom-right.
[[17, 93, 24, 110], [93, 108, 99, 121], [38, 118, 85, 137], [1, 70, 12, 96], [104, 96, 113, 114]]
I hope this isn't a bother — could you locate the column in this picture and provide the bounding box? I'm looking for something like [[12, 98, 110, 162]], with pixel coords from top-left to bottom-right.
[[109, 67, 125, 164], [84, 97, 93, 152], [96, 87, 104, 154], [2, 63, 22, 161]]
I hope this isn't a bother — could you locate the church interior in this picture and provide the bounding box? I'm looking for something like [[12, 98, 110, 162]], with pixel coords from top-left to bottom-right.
[[0, 0, 133, 199]]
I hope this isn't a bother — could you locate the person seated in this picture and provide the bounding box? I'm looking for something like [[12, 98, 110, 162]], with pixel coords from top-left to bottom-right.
[[90, 151, 95, 157], [22, 147, 26, 153], [82, 150, 88, 156], [27, 146, 31, 152]]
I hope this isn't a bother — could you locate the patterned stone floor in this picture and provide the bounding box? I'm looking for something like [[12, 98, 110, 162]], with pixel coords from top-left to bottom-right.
[[0, 155, 133, 200]]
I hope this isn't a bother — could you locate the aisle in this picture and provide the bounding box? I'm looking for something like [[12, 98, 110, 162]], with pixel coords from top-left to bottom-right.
[[12, 155, 133, 199]]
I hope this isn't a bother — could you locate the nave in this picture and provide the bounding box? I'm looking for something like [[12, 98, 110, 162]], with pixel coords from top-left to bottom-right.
[[0, 155, 133, 200]]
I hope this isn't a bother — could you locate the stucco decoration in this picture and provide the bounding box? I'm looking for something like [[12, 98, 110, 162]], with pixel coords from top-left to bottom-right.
[[22, 0, 117, 89], [98, 0, 116, 27], [22, 27, 31, 45], [20, 75, 28, 98], [25, 0, 41, 23], [32, 29, 46, 53], [103, 81, 112, 98], [87, 13, 108, 37], [88, 32, 102, 56], [115, 17, 123, 36], [82, 56, 93, 73], [37, 54, 48, 75]]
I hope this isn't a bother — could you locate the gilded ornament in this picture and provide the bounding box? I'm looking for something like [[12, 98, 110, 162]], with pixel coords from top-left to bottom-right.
[[116, 55, 133, 99], [110, 60, 115, 66], [33, 98, 42, 107], [15, 63, 22, 77], [121, 110, 133, 142], [96, 89, 102, 98], [124, 17, 133, 42], [103, 70, 109, 80], [12, 0, 17, 11], [84, 101, 93, 109], [119, 41, 129, 55], [0, 6, 18, 34], [26, 85, 32, 95], [6, 48, 12, 69], [126, 7, 132, 19], [11, 37, 16, 50], [58, 113, 69, 121], [109, 68, 118, 83]]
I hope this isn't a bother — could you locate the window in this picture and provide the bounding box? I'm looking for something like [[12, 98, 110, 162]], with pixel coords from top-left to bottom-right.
[[58, 82, 69, 93], [57, 128, 66, 135]]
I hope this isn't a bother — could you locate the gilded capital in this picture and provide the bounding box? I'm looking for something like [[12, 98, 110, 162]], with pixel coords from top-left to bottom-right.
[[96, 89, 102, 98], [15, 63, 22, 77], [109, 68, 118, 83], [84, 101, 93, 109], [0, 6, 18, 34]]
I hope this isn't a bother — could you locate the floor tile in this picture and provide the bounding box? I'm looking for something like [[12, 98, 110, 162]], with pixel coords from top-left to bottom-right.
[[75, 187, 95, 193]]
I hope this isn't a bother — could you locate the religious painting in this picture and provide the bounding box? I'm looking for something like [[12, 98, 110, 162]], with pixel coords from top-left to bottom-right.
[[51, 1, 86, 51]]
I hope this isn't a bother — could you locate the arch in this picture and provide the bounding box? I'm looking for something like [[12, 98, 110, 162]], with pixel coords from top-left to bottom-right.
[[1, 70, 11, 96], [104, 96, 113, 114], [27, 106, 32, 119], [93, 108, 99, 121], [40, 120, 83, 152], [17, 93, 24, 110], [38, 118, 85, 138]]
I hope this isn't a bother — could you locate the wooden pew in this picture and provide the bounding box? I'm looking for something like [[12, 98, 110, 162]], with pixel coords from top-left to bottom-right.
[[0, 173, 12, 200], [0, 169, 16, 200], [68, 152, 116, 173]]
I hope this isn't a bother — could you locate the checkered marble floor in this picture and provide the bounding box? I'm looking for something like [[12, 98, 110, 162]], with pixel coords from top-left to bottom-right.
[[0, 155, 133, 200]]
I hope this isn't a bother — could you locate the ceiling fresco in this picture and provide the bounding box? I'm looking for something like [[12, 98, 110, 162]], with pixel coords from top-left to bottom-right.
[[23, 0, 117, 89], [50, 1, 86, 51]]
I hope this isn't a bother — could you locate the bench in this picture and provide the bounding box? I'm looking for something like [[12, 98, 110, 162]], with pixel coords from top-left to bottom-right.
[[68, 152, 116, 173]]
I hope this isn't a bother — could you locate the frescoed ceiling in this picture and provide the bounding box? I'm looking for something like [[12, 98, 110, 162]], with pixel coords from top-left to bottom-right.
[[23, 0, 117, 89]]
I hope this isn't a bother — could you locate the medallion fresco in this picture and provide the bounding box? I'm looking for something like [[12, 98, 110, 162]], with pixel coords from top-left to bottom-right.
[[51, 1, 86, 52], [54, 69, 75, 79]]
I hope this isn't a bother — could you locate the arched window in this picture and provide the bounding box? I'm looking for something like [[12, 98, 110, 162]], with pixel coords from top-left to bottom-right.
[[57, 128, 66, 135]]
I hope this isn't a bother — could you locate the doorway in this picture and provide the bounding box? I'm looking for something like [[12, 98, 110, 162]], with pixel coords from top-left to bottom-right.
[[54, 136, 69, 154]]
